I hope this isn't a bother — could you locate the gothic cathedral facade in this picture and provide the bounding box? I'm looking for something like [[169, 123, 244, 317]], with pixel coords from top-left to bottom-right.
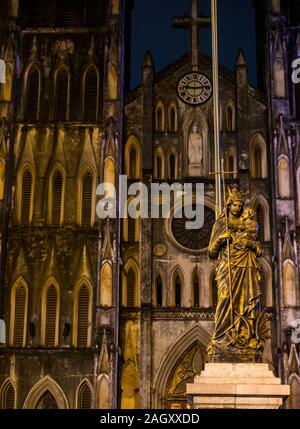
[[0, 0, 299, 409]]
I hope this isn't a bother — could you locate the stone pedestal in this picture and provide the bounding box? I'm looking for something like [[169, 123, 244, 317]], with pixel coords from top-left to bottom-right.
[[186, 363, 290, 409]]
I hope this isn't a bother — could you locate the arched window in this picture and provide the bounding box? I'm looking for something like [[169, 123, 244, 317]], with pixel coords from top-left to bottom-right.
[[156, 275, 163, 307], [175, 275, 181, 307], [274, 62, 285, 98], [84, 67, 98, 122], [295, 83, 300, 120], [10, 280, 28, 347], [127, 268, 136, 307], [85, 0, 107, 26], [42, 282, 59, 347], [0, 380, 15, 409], [129, 146, 137, 179], [125, 137, 141, 180], [193, 273, 200, 307], [100, 262, 113, 307], [226, 102, 235, 132], [155, 102, 165, 133], [98, 375, 110, 408], [77, 381, 92, 409], [250, 134, 267, 179], [75, 283, 91, 348], [155, 152, 163, 180], [25, 68, 40, 121], [0, 159, 5, 200], [20, 169, 33, 226], [225, 147, 237, 179], [283, 262, 296, 307], [81, 171, 93, 227], [256, 204, 264, 242], [49, 170, 63, 226], [278, 157, 291, 198], [56, 0, 75, 26], [211, 271, 218, 307], [108, 64, 118, 100], [127, 217, 136, 242], [54, 67, 69, 121], [168, 104, 177, 132], [169, 153, 176, 180]]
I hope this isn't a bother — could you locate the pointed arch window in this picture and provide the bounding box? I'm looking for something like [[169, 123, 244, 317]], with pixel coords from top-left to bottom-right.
[[77, 381, 92, 409], [168, 105, 177, 133], [156, 275, 163, 307], [54, 67, 69, 121], [193, 274, 200, 307], [75, 283, 91, 348], [256, 204, 264, 242], [85, 0, 107, 26], [129, 146, 137, 179], [156, 153, 163, 180], [81, 171, 93, 227], [29, 0, 48, 27], [127, 268, 136, 307], [42, 283, 59, 347], [10, 281, 28, 347], [100, 262, 113, 307], [50, 170, 64, 226], [226, 103, 235, 132], [25, 68, 40, 122], [0, 381, 15, 409], [84, 67, 98, 122], [254, 144, 263, 178], [175, 275, 181, 307], [156, 103, 165, 133], [278, 157, 291, 198], [169, 153, 176, 180], [127, 217, 136, 242], [274, 62, 285, 98], [21, 169, 33, 226], [108, 64, 118, 100]]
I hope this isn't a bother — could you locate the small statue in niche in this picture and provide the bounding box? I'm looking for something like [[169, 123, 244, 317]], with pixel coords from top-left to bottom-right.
[[188, 123, 203, 176]]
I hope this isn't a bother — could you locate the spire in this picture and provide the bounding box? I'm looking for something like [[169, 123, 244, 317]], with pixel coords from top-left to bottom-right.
[[142, 49, 154, 69], [235, 49, 247, 68]]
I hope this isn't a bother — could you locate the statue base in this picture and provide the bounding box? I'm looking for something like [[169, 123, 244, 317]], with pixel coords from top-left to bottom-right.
[[186, 363, 290, 409]]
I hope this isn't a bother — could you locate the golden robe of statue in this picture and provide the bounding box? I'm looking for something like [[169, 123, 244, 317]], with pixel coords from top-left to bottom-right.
[[207, 187, 266, 360]]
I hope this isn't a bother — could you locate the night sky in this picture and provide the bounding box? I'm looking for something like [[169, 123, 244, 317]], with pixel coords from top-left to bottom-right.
[[130, 0, 257, 89]]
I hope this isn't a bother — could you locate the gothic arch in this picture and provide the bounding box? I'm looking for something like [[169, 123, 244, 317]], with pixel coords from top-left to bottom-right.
[[9, 277, 29, 347], [152, 324, 211, 408], [23, 376, 68, 409], [209, 267, 218, 307], [250, 133, 268, 178], [24, 64, 41, 121], [153, 267, 166, 307], [100, 261, 113, 307], [168, 101, 178, 133], [155, 100, 165, 133], [17, 164, 35, 226], [283, 260, 296, 307], [171, 266, 185, 307], [72, 277, 93, 348], [181, 110, 209, 177], [274, 61, 286, 98], [123, 195, 140, 242], [278, 155, 291, 198], [107, 62, 118, 100], [191, 267, 204, 308], [76, 379, 93, 409], [0, 378, 16, 409], [41, 276, 60, 347], [259, 258, 273, 308], [224, 145, 237, 179], [125, 135, 141, 179], [96, 374, 110, 409], [53, 64, 70, 121], [122, 258, 140, 307], [154, 147, 165, 180], [225, 99, 236, 132], [288, 374, 300, 409], [77, 163, 96, 226], [47, 163, 66, 227], [167, 147, 178, 180], [82, 64, 99, 121], [252, 194, 271, 241]]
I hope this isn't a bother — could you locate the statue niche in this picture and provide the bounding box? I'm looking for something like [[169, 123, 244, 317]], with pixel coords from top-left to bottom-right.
[[187, 123, 204, 177]]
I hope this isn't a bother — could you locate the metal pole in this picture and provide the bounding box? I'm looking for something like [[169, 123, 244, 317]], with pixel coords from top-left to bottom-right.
[[211, 0, 222, 218]]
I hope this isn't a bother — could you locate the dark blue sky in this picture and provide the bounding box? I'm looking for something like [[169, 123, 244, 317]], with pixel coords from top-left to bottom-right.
[[130, 0, 257, 89]]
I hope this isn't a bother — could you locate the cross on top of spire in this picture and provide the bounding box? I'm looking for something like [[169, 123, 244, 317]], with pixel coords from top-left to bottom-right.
[[172, 0, 211, 70]]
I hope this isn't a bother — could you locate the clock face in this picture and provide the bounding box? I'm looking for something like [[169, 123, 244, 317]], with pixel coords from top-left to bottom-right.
[[177, 72, 212, 106]]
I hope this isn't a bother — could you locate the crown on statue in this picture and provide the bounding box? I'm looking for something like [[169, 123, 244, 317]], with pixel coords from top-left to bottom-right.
[[226, 185, 246, 206]]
